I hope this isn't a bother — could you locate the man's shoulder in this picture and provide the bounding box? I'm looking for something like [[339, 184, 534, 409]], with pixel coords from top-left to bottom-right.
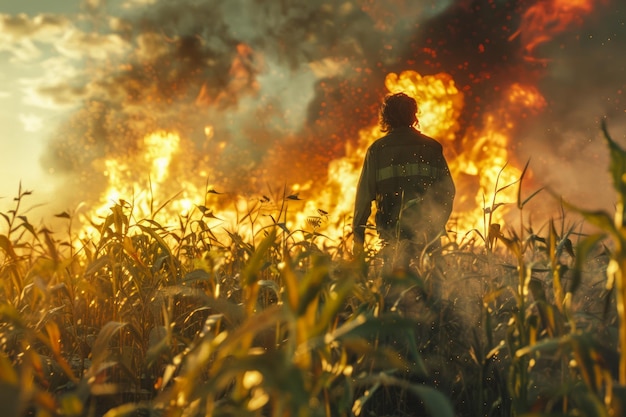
[[367, 134, 392, 150], [415, 132, 443, 149], [367, 127, 444, 151], [384, 128, 443, 149]]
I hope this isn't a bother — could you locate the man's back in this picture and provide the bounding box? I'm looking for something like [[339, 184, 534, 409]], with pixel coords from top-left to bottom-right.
[[352, 92, 455, 257], [357, 126, 455, 244]]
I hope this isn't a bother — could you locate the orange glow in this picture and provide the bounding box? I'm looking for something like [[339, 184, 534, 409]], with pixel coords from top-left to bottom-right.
[[507, 83, 548, 110], [83, 130, 199, 238], [292, 71, 465, 249], [384, 71, 464, 142], [82, 71, 549, 253], [449, 82, 547, 237], [512, 0, 597, 59], [82, 127, 294, 245], [311, 73, 548, 247]]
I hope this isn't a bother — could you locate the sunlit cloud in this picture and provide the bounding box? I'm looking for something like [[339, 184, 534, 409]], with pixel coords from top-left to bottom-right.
[[18, 113, 44, 132], [0, 13, 70, 40], [22, 80, 88, 109], [122, 0, 158, 8], [135, 32, 171, 61], [18, 56, 85, 109], [0, 38, 42, 62], [0, 13, 69, 63], [55, 29, 130, 60], [0, 13, 129, 64]]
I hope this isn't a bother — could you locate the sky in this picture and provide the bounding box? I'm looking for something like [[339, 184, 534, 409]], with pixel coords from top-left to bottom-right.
[[0, 0, 625, 231], [0, 0, 83, 211]]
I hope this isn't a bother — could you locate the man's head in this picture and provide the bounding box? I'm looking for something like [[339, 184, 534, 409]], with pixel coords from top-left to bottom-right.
[[380, 92, 418, 132]]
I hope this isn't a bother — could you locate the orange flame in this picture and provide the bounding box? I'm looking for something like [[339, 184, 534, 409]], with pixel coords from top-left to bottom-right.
[[83, 70, 548, 252], [297, 71, 548, 249], [296, 71, 465, 247], [83, 130, 198, 237], [449, 81, 546, 237], [511, 0, 597, 60]]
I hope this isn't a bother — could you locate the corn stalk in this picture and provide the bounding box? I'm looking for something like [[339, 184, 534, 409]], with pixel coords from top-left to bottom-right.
[[569, 121, 626, 385]]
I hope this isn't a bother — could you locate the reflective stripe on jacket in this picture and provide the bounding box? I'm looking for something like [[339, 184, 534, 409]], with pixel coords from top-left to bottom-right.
[[353, 126, 455, 244]]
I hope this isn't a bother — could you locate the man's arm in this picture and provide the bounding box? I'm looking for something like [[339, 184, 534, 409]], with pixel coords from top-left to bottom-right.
[[434, 156, 456, 224], [353, 149, 375, 248]]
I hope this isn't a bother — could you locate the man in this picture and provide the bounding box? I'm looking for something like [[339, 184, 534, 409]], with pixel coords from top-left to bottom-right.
[[352, 92, 455, 266]]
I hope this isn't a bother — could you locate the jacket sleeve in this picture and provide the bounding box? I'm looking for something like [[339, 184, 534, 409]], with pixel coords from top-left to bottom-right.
[[353, 148, 376, 244], [435, 155, 456, 224]]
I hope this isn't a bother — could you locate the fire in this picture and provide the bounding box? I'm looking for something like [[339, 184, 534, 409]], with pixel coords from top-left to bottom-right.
[[144, 131, 180, 183], [97, 131, 190, 213], [83, 128, 297, 244], [296, 71, 549, 248], [449, 82, 546, 237], [82, 70, 547, 254], [83, 130, 199, 238], [304, 71, 547, 248], [384, 71, 463, 142], [511, 0, 597, 60], [295, 71, 465, 248]]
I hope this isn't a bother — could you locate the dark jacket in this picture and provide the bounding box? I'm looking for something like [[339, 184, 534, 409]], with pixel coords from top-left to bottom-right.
[[353, 126, 455, 245]]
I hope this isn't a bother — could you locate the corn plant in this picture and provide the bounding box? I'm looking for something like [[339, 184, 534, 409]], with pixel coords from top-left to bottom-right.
[[478, 122, 624, 417], [553, 121, 626, 411], [3, 122, 624, 417], [0, 182, 460, 416]]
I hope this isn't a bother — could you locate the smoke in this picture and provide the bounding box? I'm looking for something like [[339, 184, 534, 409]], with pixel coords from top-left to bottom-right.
[[516, 1, 626, 218], [40, 0, 444, 207], [33, 0, 625, 223]]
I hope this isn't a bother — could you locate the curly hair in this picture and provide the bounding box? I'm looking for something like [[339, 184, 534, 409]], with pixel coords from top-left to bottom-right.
[[379, 92, 418, 132]]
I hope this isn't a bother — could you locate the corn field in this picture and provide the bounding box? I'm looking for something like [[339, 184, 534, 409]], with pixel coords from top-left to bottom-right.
[[1, 123, 625, 417]]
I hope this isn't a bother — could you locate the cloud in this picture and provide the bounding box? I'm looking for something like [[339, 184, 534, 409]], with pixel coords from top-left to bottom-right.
[[0, 13, 71, 61], [122, 0, 158, 7], [0, 38, 42, 61], [55, 29, 130, 60], [19, 56, 85, 109], [0, 12, 130, 63], [19, 113, 44, 132], [0, 13, 70, 40], [25, 81, 88, 108], [0, 12, 130, 109]]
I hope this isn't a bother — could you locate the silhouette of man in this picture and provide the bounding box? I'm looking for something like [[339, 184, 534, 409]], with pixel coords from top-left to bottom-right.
[[352, 92, 455, 267]]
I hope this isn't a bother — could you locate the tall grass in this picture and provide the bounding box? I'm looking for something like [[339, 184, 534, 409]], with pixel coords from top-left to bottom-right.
[[0, 124, 624, 417]]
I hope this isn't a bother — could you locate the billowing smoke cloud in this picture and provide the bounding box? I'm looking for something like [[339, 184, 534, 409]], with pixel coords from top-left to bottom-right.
[[4, 0, 623, 223], [38, 0, 458, 208], [517, 3, 626, 215]]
